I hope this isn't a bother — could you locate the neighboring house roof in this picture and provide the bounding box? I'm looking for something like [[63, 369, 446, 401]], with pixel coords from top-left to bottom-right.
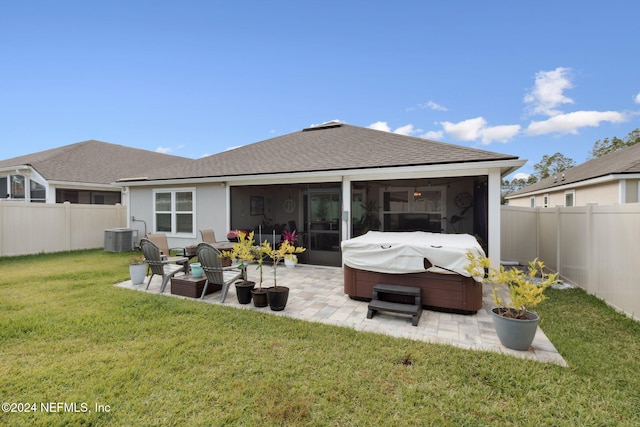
[[0, 140, 191, 185], [121, 123, 520, 182], [507, 142, 640, 198]]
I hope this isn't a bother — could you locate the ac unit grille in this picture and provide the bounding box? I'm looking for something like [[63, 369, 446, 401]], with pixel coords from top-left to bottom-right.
[[104, 228, 134, 252]]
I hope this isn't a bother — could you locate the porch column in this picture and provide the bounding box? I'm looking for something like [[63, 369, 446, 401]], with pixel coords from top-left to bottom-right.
[[341, 177, 351, 242], [487, 170, 501, 269], [224, 183, 231, 232]]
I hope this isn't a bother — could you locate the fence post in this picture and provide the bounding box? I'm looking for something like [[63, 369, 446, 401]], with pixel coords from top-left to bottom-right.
[[555, 206, 561, 277], [585, 203, 594, 293], [0, 203, 4, 256], [64, 201, 72, 251]]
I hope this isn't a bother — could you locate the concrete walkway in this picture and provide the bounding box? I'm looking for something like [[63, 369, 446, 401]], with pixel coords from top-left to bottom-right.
[[115, 264, 567, 366]]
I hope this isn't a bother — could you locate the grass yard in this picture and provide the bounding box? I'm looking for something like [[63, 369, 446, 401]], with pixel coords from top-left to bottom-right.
[[1, 250, 639, 426]]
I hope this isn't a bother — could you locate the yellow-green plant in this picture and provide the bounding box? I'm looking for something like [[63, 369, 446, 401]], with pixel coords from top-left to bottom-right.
[[220, 231, 256, 285], [464, 252, 559, 319], [261, 240, 306, 288]]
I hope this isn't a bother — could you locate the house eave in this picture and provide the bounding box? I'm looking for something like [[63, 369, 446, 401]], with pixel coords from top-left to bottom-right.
[[0, 164, 33, 173], [48, 180, 121, 190], [115, 159, 526, 187], [505, 173, 640, 199]]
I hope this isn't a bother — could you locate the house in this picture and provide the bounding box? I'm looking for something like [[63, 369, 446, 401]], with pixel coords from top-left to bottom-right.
[[506, 143, 640, 207], [118, 122, 525, 267], [0, 140, 191, 204]]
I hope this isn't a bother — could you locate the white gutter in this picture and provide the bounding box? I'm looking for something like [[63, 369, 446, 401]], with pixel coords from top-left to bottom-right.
[[47, 180, 119, 190], [505, 173, 640, 199], [113, 159, 526, 187]]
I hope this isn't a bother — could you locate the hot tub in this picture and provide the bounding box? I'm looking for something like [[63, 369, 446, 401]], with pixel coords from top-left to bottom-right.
[[341, 231, 485, 314]]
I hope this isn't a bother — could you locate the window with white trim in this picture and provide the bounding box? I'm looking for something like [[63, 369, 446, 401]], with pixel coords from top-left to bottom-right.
[[543, 194, 549, 208], [565, 190, 575, 207], [30, 180, 46, 203], [530, 197, 535, 208], [11, 175, 25, 199], [154, 189, 196, 236]]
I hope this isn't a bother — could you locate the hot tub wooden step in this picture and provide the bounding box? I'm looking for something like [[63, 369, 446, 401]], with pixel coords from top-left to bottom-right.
[[367, 283, 422, 326]]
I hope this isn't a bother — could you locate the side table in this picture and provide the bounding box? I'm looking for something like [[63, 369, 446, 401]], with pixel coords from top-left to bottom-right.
[[170, 275, 220, 298]]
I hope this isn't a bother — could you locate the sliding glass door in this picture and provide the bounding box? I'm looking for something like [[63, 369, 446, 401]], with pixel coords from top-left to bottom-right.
[[304, 188, 341, 267]]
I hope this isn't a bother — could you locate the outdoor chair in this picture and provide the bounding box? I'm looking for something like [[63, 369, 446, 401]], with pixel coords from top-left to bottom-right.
[[196, 242, 244, 302], [199, 229, 217, 244], [146, 232, 189, 272], [140, 238, 189, 293]]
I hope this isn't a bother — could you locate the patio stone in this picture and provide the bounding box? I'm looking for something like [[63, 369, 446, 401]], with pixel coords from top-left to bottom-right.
[[115, 264, 567, 366]]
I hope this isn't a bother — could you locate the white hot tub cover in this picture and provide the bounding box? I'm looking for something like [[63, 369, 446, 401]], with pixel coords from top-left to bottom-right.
[[341, 231, 485, 280]]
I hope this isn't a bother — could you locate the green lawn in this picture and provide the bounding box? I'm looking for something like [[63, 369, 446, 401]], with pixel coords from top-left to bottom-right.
[[1, 250, 639, 426]]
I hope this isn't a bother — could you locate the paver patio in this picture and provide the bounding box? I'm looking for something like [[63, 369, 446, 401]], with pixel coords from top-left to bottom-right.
[[115, 263, 567, 366]]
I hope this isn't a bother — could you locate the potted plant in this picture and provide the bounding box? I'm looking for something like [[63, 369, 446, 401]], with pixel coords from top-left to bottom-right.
[[281, 229, 300, 268], [128, 253, 147, 285], [261, 239, 306, 311], [465, 253, 559, 351], [220, 231, 257, 304], [226, 229, 248, 243], [250, 242, 270, 307]]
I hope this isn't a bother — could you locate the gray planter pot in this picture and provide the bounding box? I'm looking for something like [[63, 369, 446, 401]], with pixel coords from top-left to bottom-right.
[[491, 308, 539, 351], [129, 264, 146, 285]]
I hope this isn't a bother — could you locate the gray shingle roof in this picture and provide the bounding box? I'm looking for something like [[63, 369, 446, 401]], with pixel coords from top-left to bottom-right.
[[508, 142, 640, 197], [134, 123, 519, 181], [0, 140, 191, 185]]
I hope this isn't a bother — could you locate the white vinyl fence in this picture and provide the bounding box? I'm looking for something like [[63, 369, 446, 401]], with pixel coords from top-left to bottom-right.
[[0, 201, 127, 257], [501, 204, 640, 321]]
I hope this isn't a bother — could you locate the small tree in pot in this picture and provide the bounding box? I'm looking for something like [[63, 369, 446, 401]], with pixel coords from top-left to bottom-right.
[[261, 240, 306, 311], [465, 253, 559, 350], [220, 231, 257, 304]]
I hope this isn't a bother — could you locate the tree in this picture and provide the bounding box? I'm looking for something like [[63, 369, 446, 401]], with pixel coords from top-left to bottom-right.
[[589, 128, 640, 158], [533, 152, 576, 180], [501, 175, 538, 203]]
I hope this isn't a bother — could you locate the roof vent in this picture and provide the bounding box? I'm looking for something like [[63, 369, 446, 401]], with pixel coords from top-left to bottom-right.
[[302, 120, 343, 132]]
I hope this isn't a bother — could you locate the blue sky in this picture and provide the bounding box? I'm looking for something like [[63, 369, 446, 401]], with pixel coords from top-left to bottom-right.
[[1, 1, 639, 179]]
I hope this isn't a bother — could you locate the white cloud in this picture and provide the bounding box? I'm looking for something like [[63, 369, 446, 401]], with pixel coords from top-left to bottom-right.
[[422, 130, 444, 140], [439, 117, 487, 141], [368, 121, 391, 132], [524, 67, 574, 116], [406, 100, 448, 112], [526, 110, 627, 136], [635, 92, 640, 104], [421, 101, 448, 111], [513, 173, 530, 180], [394, 124, 416, 136], [156, 146, 172, 154], [368, 121, 422, 136], [480, 124, 522, 144], [438, 117, 521, 144]]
